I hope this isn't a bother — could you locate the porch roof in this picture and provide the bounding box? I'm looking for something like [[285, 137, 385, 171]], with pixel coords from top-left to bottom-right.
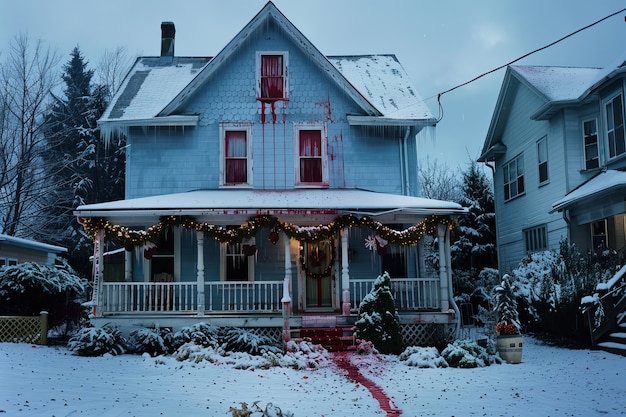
[[75, 189, 466, 224], [551, 169, 626, 213]]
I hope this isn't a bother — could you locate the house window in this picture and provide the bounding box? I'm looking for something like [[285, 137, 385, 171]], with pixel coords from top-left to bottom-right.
[[523, 224, 547, 253], [221, 242, 254, 281], [583, 118, 599, 170], [503, 154, 524, 201], [591, 220, 608, 251], [295, 125, 327, 186], [150, 228, 175, 281], [220, 124, 252, 186], [605, 93, 625, 159], [537, 136, 548, 184], [258, 53, 287, 100]]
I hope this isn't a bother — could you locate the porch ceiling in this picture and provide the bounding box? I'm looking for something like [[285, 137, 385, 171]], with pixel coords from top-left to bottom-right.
[[74, 189, 466, 225]]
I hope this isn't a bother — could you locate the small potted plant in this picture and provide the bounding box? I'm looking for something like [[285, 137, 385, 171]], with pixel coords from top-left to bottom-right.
[[493, 274, 523, 363]]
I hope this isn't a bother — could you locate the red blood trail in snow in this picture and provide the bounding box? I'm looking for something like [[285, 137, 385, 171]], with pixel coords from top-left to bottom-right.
[[331, 352, 402, 416]]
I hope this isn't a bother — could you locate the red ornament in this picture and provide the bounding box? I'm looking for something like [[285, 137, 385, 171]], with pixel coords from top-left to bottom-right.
[[269, 231, 279, 245]]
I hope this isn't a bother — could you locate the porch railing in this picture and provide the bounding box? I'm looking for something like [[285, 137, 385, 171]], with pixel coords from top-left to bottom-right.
[[99, 280, 284, 315], [350, 277, 440, 311]]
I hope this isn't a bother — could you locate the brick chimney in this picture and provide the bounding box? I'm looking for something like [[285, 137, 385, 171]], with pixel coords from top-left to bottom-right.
[[161, 22, 175, 58]]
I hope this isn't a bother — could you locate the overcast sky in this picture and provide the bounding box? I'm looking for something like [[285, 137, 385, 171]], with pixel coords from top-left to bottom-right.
[[1, 0, 624, 171]]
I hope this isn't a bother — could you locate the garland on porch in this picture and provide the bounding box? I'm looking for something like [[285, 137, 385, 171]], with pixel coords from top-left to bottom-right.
[[78, 214, 456, 248]]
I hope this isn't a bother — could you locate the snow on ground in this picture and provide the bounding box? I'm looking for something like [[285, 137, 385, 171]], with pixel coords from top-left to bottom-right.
[[1, 336, 625, 417]]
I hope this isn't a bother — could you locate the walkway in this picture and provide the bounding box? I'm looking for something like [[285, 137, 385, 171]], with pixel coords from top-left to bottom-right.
[[331, 352, 402, 416]]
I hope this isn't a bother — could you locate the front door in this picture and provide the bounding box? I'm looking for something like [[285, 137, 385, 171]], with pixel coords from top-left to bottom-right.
[[302, 240, 334, 310]]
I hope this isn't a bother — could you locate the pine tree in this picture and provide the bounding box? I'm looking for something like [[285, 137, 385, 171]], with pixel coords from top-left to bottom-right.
[[42, 47, 125, 275], [452, 160, 497, 272], [354, 272, 403, 354], [494, 274, 520, 330]]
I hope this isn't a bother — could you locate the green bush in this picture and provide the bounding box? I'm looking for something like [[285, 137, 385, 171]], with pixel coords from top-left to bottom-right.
[[0, 261, 88, 332], [67, 324, 127, 356]]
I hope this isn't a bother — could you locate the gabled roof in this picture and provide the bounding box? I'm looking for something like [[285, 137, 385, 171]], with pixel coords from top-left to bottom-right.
[[479, 56, 626, 162], [98, 1, 434, 132]]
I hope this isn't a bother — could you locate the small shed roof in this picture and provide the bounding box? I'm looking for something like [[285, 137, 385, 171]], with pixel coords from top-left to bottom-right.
[[0, 234, 67, 254]]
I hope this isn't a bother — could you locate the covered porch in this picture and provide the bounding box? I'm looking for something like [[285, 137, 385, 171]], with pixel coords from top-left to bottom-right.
[[75, 189, 465, 343]]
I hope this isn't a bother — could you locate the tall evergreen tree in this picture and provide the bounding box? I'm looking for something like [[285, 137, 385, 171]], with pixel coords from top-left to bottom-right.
[[451, 160, 497, 272], [43, 47, 125, 276]]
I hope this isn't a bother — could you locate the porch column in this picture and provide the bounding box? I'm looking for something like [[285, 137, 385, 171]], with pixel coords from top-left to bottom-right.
[[437, 223, 450, 312], [92, 230, 105, 318], [196, 231, 205, 317], [124, 251, 132, 282], [341, 227, 351, 315], [281, 232, 292, 343]]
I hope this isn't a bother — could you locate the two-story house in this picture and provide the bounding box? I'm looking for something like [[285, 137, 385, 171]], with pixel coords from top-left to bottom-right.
[[479, 56, 626, 272], [75, 2, 465, 347]]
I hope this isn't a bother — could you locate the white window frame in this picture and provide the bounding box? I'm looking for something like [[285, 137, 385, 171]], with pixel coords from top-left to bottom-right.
[[591, 219, 608, 251], [523, 224, 547, 253], [219, 123, 253, 187], [220, 242, 255, 282], [256, 51, 289, 101], [582, 118, 600, 170], [143, 227, 180, 282], [603, 91, 626, 160], [294, 123, 328, 187], [503, 153, 525, 202], [537, 136, 549, 185]]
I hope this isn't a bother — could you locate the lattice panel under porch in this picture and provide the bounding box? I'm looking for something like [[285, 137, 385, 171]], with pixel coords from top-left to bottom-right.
[[247, 327, 283, 344], [401, 323, 455, 347]]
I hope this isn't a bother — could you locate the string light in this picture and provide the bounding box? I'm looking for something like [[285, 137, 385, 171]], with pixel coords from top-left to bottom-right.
[[80, 214, 457, 248]]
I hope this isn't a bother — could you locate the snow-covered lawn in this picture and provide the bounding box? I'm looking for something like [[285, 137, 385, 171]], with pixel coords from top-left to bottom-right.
[[1, 336, 625, 416]]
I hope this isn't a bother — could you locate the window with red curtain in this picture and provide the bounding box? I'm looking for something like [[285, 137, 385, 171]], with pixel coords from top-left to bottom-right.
[[299, 130, 322, 183], [260, 55, 284, 99], [225, 131, 247, 184]]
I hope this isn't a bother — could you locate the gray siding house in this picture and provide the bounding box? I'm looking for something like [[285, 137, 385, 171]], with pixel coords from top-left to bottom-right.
[[479, 56, 626, 272]]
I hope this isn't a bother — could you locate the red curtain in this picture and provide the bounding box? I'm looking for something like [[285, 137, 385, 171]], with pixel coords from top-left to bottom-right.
[[261, 55, 284, 99], [225, 131, 247, 184], [299, 130, 322, 183]]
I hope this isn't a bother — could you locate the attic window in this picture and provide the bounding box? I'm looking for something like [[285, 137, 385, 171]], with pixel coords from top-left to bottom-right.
[[258, 53, 288, 100]]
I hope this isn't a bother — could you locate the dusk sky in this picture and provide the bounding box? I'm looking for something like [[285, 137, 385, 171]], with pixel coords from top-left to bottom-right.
[[1, 0, 624, 170]]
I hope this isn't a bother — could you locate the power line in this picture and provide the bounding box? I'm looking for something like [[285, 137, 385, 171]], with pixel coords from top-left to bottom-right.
[[435, 7, 626, 122]]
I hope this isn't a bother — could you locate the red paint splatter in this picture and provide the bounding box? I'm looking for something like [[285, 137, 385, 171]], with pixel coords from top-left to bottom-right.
[[331, 352, 402, 416]]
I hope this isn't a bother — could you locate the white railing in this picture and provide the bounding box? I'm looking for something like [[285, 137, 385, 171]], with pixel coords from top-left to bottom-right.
[[100, 282, 197, 313], [99, 280, 284, 314], [350, 277, 440, 311], [205, 281, 283, 312]]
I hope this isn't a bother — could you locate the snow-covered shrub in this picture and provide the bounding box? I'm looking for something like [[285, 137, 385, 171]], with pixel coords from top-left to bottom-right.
[[128, 327, 168, 356], [265, 339, 329, 369], [0, 261, 88, 332], [354, 272, 403, 354], [355, 338, 378, 355], [511, 239, 621, 339], [164, 322, 219, 352], [229, 401, 293, 417], [218, 327, 282, 355], [67, 324, 126, 356], [441, 339, 491, 368], [399, 346, 448, 368]]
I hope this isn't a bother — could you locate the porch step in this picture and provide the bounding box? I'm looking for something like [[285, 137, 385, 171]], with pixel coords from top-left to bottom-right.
[[299, 327, 356, 352], [597, 332, 626, 357]]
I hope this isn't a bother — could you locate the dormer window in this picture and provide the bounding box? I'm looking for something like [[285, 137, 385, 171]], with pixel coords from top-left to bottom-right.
[[258, 52, 288, 100]]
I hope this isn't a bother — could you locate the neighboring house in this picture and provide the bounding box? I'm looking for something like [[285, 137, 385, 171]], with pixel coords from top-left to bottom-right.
[[74, 2, 465, 346], [0, 234, 67, 266], [479, 56, 626, 272]]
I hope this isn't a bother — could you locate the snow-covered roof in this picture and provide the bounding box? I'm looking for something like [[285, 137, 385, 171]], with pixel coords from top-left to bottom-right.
[[99, 57, 209, 126], [98, 3, 434, 130], [75, 189, 465, 224], [0, 234, 67, 254], [328, 55, 433, 120], [511, 65, 602, 102], [551, 169, 626, 212]]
